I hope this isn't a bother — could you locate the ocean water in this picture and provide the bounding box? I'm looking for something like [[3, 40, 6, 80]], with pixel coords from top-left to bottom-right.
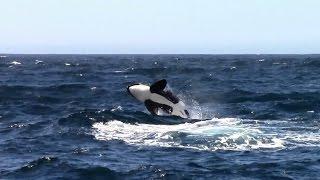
[[0, 54, 320, 179]]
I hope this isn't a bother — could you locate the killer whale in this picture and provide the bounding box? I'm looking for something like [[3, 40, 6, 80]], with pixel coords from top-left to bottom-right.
[[127, 79, 190, 118]]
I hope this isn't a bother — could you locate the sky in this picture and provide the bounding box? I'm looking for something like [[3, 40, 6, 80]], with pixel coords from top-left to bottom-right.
[[0, 0, 320, 54]]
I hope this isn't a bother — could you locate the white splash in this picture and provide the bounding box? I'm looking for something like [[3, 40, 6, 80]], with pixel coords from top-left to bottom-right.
[[283, 132, 320, 147], [92, 118, 285, 151], [177, 94, 204, 119]]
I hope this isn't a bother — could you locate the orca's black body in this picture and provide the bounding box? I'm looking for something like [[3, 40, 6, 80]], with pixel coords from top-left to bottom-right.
[[127, 79, 190, 118]]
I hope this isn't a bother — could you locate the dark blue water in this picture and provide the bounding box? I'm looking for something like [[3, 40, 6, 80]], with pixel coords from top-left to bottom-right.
[[1, 54, 320, 179]]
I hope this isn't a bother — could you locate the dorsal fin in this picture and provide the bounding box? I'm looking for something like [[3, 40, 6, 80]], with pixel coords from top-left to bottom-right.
[[150, 79, 167, 93]]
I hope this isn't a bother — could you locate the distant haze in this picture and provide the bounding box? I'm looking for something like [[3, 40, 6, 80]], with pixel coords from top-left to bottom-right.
[[1, 0, 320, 54]]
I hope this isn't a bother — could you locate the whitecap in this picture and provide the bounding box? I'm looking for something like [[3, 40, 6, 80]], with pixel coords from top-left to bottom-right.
[[35, 60, 43, 64], [272, 62, 287, 65], [110, 106, 123, 112], [10, 61, 21, 65], [9, 123, 27, 128]]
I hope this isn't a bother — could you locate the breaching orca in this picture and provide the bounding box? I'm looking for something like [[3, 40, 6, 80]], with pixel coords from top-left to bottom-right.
[[127, 79, 190, 118]]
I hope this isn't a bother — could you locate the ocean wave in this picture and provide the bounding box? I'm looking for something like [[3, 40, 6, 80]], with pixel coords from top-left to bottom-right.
[[276, 100, 318, 112], [3, 157, 121, 179], [128, 67, 206, 76], [22, 104, 54, 115], [19, 156, 58, 171], [0, 84, 92, 104], [302, 58, 320, 67], [44, 83, 90, 92], [67, 166, 120, 179], [197, 89, 320, 105]]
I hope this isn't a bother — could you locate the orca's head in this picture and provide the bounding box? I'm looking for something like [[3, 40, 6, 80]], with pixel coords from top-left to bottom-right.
[[127, 83, 150, 102]]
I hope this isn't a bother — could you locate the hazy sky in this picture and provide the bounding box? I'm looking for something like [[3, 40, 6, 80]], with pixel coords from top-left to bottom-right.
[[1, 0, 320, 54]]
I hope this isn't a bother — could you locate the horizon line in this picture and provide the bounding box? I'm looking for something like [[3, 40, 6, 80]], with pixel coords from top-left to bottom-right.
[[1, 53, 320, 55]]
